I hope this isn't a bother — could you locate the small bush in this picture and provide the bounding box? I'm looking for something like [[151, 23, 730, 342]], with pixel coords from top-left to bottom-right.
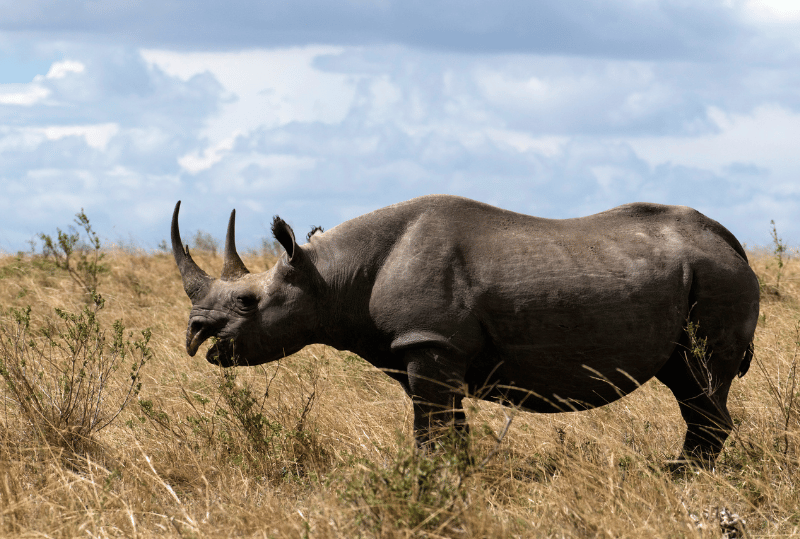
[[0, 294, 151, 459], [759, 219, 790, 298], [341, 412, 514, 535], [342, 437, 473, 533], [214, 363, 328, 477], [191, 230, 219, 256], [37, 209, 108, 297], [138, 357, 329, 481], [771, 219, 787, 294]]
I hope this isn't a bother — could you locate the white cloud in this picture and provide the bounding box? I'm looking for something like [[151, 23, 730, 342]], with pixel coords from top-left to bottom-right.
[[178, 137, 236, 173], [0, 83, 49, 105], [744, 0, 800, 22], [40, 123, 119, 150], [142, 47, 359, 172], [364, 76, 403, 123], [206, 153, 319, 195], [0, 60, 88, 108], [484, 130, 568, 156], [43, 60, 85, 79], [472, 58, 704, 136], [625, 104, 800, 178]]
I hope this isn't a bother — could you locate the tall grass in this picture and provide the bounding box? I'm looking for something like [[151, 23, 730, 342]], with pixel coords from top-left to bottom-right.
[[0, 240, 798, 537]]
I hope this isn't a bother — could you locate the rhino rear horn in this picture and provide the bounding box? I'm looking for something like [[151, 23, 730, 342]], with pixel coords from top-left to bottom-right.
[[171, 201, 213, 302], [221, 209, 250, 281]]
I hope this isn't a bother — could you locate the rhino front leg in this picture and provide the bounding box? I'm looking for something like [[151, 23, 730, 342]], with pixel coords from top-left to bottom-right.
[[402, 347, 469, 449]]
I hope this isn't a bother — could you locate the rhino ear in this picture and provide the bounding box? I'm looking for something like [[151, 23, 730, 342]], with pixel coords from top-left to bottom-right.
[[272, 216, 299, 262]]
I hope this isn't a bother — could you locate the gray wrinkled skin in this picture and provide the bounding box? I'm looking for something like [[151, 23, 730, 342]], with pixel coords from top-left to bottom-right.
[[172, 195, 759, 466]]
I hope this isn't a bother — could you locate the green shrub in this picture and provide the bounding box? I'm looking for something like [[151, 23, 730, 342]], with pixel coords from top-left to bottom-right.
[[191, 230, 219, 256], [770, 219, 787, 295], [37, 209, 108, 297], [138, 357, 328, 480], [342, 432, 475, 534], [0, 294, 151, 459]]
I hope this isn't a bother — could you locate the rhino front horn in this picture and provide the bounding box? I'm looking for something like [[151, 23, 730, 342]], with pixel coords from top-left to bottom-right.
[[221, 209, 250, 281], [171, 201, 213, 302]]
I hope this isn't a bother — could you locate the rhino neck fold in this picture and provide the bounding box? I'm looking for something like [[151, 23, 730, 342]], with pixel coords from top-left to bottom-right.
[[307, 227, 399, 356]]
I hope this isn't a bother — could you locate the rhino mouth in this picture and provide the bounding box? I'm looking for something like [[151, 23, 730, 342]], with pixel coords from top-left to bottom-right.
[[206, 338, 238, 368], [186, 321, 241, 367]]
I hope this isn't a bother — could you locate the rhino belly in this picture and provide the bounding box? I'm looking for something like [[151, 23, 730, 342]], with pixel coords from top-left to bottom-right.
[[475, 345, 674, 413], [470, 297, 686, 413]]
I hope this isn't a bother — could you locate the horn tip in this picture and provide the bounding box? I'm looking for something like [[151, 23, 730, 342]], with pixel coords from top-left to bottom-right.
[[172, 201, 182, 224]]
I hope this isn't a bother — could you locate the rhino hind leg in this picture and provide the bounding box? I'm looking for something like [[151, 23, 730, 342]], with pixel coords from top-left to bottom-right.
[[655, 330, 744, 468]]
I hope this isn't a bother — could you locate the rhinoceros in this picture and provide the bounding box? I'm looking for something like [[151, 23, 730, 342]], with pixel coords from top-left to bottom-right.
[[171, 195, 759, 465]]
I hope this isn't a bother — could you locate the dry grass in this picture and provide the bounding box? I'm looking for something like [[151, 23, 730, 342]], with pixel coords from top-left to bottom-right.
[[0, 244, 798, 538]]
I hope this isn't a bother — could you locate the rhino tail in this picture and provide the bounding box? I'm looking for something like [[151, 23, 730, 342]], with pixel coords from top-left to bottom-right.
[[738, 342, 754, 378]]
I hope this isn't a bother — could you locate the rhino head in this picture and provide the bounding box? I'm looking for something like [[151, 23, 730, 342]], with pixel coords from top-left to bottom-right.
[[171, 201, 321, 367]]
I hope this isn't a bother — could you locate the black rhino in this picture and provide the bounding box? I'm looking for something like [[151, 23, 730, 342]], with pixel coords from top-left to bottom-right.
[[172, 195, 759, 466]]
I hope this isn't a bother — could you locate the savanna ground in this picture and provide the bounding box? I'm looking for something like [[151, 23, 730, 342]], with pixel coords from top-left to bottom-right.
[[0, 217, 799, 538]]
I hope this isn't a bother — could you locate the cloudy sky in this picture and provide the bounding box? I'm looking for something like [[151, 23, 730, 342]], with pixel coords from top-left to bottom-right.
[[1, 0, 799, 253]]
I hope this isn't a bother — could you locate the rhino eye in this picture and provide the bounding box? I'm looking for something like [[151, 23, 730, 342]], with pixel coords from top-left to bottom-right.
[[236, 294, 258, 310]]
